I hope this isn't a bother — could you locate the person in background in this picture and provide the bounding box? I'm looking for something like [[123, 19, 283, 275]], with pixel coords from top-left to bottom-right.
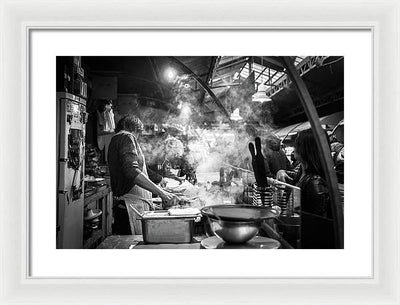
[[290, 151, 301, 171], [330, 138, 344, 209], [276, 129, 334, 249], [264, 134, 292, 177], [138, 135, 168, 187], [146, 166, 167, 187], [330, 140, 344, 184], [107, 115, 179, 235], [148, 136, 187, 184], [173, 143, 198, 184]]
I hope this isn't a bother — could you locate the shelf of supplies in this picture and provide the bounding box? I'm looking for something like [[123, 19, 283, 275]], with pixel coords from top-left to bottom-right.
[[82, 184, 113, 248], [84, 185, 110, 206]]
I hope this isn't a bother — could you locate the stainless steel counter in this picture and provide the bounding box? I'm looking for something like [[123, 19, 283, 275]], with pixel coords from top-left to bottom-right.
[[97, 235, 206, 249]]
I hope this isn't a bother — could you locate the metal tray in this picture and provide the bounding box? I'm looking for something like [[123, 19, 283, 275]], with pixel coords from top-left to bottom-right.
[[130, 205, 200, 244]]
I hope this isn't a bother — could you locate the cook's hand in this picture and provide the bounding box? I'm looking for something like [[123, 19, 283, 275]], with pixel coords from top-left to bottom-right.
[[276, 170, 292, 183], [160, 191, 180, 208]]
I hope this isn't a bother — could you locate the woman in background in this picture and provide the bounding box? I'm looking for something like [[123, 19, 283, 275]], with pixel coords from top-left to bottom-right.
[[277, 129, 334, 249]]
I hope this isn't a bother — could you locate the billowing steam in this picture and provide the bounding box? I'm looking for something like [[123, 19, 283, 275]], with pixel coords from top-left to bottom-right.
[[140, 73, 277, 189]]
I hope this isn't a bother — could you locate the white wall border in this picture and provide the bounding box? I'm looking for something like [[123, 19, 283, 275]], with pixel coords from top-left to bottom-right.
[[1, 0, 399, 304]]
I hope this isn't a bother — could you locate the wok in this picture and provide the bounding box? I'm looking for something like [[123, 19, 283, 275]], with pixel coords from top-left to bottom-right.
[[201, 205, 280, 244]]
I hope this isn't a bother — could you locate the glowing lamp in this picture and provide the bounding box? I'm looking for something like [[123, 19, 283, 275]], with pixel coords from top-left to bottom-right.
[[252, 84, 272, 103], [165, 67, 177, 81], [230, 108, 243, 121]]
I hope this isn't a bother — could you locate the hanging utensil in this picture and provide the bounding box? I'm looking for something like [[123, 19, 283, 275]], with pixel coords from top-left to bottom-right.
[[248, 142, 260, 185], [248, 137, 269, 187]]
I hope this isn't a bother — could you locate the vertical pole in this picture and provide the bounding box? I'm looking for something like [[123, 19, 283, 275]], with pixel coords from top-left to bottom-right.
[[200, 56, 220, 105], [281, 56, 343, 249]]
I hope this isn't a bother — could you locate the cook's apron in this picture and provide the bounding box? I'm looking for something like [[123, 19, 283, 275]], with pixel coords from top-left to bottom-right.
[[113, 131, 153, 235]]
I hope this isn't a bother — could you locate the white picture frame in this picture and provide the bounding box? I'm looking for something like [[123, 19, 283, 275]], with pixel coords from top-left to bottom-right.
[[1, 0, 399, 304]]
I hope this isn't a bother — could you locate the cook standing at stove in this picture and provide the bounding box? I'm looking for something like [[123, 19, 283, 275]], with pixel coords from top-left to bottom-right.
[[108, 114, 179, 235]]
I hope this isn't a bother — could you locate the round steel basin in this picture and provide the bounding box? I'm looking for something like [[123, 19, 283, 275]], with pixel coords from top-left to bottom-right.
[[207, 217, 260, 244], [201, 205, 280, 244]]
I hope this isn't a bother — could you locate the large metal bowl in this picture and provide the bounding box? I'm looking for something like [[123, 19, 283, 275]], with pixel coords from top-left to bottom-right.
[[201, 205, 280, 244]]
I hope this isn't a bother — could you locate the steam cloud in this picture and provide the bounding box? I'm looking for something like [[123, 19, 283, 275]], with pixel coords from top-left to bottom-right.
[[140, 73, 277, 183]]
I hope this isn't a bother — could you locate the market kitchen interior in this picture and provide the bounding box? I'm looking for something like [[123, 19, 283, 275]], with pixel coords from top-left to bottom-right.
[[56, 56, 344, 250]]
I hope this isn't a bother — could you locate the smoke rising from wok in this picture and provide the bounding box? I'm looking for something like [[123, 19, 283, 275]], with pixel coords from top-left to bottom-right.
[[140, 73, 277, 180]]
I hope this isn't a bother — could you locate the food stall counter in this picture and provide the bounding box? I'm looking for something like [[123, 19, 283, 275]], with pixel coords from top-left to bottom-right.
[[97, 235, 206, 249]]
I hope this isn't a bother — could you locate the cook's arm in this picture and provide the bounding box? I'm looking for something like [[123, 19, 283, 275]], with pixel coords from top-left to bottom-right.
[[118, 134, 176, 204], [276, 168, 299, 183], [133, 173, 178, 205]]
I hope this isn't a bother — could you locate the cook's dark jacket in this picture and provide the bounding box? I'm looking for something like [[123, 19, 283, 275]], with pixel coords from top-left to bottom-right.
[[107, 132, 162, 198], [286, 167, 334, 249]]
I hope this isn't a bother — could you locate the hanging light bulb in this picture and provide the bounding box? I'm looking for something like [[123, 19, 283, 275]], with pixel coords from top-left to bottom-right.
[[165, 67, 177, 82], [252, 57, 272, 103], [252, 84, 272, 103], [230, 108, 243, 121]]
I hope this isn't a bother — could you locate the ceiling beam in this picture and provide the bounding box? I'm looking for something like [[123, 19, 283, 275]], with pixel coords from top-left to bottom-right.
[[255, 66, 268, 82], [266, 56, 330, 97], [199, 56, 220, 105], [168, 56, 231, 121], [253, 56, 285, 71], [280, 88, 344, 121], [216, 56, 247, 70]]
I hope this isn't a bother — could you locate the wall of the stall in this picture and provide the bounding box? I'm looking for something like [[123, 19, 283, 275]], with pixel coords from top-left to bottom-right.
[[92, 76, 117, 100], [113, 94, 139, 124]]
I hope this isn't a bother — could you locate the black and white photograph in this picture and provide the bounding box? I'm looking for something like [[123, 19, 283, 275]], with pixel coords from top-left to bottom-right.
[[56, 56, 344, 250], [6, 0, 400, 302]]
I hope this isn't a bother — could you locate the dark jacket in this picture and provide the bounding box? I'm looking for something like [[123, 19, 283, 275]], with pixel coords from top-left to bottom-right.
[[296, 174, 331, 218], [107, 132, 162, 197], [266, 149, 292, 176], [265, 136, 291, 176], [287, 168, 334, 248]]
